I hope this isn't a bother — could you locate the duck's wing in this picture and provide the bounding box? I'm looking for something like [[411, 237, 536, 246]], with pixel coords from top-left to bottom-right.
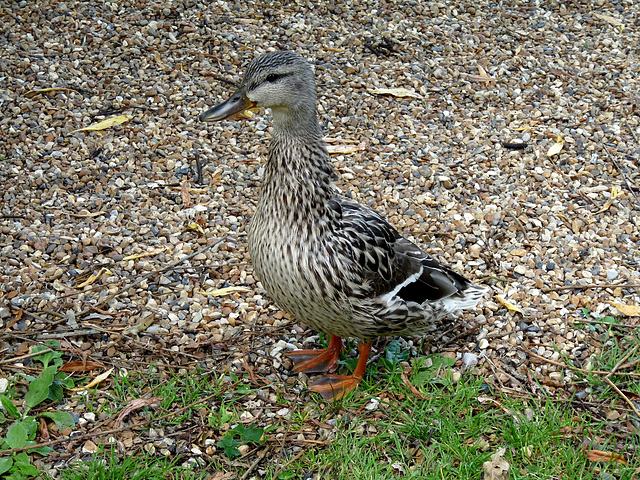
[[331, 197, 476, 305]]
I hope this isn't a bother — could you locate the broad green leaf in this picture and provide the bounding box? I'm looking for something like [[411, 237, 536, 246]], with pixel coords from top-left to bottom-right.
[[0, 457, 13, 475], [47, 382, 64, 403], [6, 422, 28, 448], [0, 395, 20, 419], [40, 411, 75, 429], [232, 424, 264, 443], [20, 416, 38, 440], [25, 366, 57, 408], [12, 452, 31, 466], [385, 340, 410, 365]]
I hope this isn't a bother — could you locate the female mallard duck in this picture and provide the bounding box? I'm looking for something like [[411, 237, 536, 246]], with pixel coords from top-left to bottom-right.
[[200, 51, 487, 400]]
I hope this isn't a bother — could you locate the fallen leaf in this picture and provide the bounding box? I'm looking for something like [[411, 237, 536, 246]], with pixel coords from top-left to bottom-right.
[[369, 87, 422, 99], [114, 397, 162, 428], [72, 367, 114, 391], [122, 313, 155, 335], [594, 13, 624, 27], [466, 74, 496, 84], [326, 143, 366, 154], [25, 87, 78, 98], [196, 286, 251, 297], [483, 448, 510, 480], [4, 308, 23, 330], [547, 141, 563, 157], [611, 302, 640, 317], [71, 114, 132, 133], [587, 449, 627, 465], [496, 296, 524, 314], [59, 360, 105, 373], [208, 473, 234, 480], [68, 210, 107, 218], [596, 198, 615, 214], [122, 246, 167, 261], [74, 268, 111, 289], [188, 222, 205, 235], [181, 178, 191, 208]]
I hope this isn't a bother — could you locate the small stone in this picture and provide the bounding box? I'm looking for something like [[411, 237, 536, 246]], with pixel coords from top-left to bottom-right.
[[479, 339, 489, 349]]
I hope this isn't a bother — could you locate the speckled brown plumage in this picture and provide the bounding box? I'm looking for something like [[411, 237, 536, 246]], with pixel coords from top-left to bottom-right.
[[200, 51, 488, 399]]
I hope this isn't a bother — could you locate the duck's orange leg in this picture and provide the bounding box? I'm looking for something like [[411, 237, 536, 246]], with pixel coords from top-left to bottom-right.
[[286, 335, 343, 374], [308, 343, 372, 400]]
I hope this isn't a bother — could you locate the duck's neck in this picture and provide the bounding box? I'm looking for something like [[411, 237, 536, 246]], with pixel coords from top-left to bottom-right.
[[258, 113, 338, 227]]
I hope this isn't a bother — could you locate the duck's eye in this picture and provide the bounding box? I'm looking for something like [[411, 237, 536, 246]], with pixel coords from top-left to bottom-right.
[[265, 73, 282, 83]]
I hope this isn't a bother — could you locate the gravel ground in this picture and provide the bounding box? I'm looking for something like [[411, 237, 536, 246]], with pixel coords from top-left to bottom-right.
[[1, 0, 639, 473]]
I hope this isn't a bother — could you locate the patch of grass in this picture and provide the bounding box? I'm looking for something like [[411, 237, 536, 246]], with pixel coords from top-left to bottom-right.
[[58, 446, 209, 480], [265, 354, 639, 480]]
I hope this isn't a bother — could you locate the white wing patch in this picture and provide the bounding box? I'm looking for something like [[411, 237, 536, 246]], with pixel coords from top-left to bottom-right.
[[378, 265, 423, 304]]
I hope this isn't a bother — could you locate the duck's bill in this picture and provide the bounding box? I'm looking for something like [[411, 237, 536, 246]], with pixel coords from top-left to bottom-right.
[[199, 89, 257, 122]]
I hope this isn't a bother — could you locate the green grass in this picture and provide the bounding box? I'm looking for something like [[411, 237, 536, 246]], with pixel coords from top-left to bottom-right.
[[266, 373, 637, 480], [52, 328, 639, 480], [58, 446, 209, 480]]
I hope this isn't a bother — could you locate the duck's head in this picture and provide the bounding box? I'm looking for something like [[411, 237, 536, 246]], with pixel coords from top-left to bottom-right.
[[199, 51, 317, 129]]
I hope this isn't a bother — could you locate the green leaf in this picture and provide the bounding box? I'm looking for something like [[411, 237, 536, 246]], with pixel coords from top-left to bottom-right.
[[6, 422, 28, 449], [217, 435, 240, 458], [47, 382, 64, 403], [0, 395, 20, 419], [0, 457, 13, 475], [20, 416, 38, 440], [277, 472, 297, 480], [40, 411, 75, 429], [15, 463, 39, 476], [385, 340, 410, 365], [12, 452, 31, 467], [232, 424, 264, 443], [25, 366, 57, 408]]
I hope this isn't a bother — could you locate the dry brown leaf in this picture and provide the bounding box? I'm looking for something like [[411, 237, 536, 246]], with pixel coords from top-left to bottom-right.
[[587, 449, 627, 465], [326, 143, 366, 154], [122, 246, 167, 261], [4, 308, 23, 330], [59, 360, 105, 373], [24, 87, 78, 98], [114, 397, 163, 428], [196, 286, 251, 296], [596, 198, 615, 214], [482, 448, 510, 480], [208, 473, 234, 480], [122, 313, 155, 335], [369, 87, 422, 99], [74, 268, 111, 289], [68, 210, 107, 218], [71, 367, 114, 391], [181, 178, 192, 208], [611, 302, 640, 317], [594, 13, 624, 27], [466, 74, 496, 84], [71, 114, 132, 133], [496, 296, 524, 314]]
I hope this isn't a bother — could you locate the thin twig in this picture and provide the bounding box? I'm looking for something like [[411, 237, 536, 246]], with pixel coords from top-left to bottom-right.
[[240, 447, 270, 480], [574, 318, 640, 329], [542, 282, 640, 292], [603, 376, 640, 418], [521, 347, 640, 377], [625, 119, 638, 144], [607, 344, 640, 378], [0, 348, 53, 365], [603, 146, 638, 198]]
